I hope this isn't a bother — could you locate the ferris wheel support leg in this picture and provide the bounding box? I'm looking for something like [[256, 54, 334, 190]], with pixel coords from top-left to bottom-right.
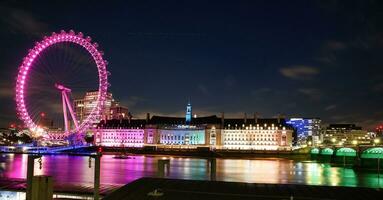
[[62, 92, 69, 133], [63, 92, 79, 129]]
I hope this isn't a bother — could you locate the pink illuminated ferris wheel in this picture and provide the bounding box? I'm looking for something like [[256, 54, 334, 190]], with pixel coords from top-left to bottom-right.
[[15, 30, 109, 142]]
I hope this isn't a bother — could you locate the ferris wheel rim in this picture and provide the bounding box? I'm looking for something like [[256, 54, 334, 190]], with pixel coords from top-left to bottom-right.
[[15, 30, 108, 134]]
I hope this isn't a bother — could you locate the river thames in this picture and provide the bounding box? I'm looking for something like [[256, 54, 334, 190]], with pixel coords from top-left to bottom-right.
[[0, 153, 382, 189]]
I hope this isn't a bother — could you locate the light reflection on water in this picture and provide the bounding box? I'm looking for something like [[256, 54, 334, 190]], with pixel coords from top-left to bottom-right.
[[0, 154, 382, 188]]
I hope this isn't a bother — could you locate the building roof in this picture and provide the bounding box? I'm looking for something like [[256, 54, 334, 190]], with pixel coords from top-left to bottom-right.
[[149, 115, 221, 125], [97, 119, 146, 128], [223, 118, 293, 129], [97, 115, 293, 129], [327, 124, 362, 130]]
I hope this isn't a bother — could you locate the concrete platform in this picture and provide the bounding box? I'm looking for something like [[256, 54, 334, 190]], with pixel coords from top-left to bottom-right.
[[0, 178, 119, 196], [104, 178, 383, 200]]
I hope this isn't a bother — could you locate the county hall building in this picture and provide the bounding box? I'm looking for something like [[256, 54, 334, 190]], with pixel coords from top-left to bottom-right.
[[94, 103, 294, 150]]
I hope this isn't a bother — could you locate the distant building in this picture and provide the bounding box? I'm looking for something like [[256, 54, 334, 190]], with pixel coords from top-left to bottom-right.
[[286, 118, 321, 145], [37, 112, 54, 129], [74, 91, 129, 124], [109, 101, 129, 120], [323, 124, 370, 145]]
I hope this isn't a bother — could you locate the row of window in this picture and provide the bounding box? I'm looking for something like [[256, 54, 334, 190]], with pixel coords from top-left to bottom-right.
[[160, 135, 200, 140], [102, 140, 143, 143], [224, 142, 278, 145], [101, 132, 144, 136], [224, 138, 277, 141], [102, 136, 142, 139]]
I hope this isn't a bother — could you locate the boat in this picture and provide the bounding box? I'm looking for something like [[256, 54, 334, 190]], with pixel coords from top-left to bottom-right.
[[113, 153, 134, 159], [113, 143, 134, 159]]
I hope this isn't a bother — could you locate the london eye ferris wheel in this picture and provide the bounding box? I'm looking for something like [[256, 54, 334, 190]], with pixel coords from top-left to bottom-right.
[[15, 30, 109, 143]]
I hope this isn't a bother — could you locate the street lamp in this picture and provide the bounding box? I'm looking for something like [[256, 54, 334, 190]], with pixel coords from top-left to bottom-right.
[[352, 140, 358, 145], [374, 138, 380, 145], [331, 138, 336, 143]]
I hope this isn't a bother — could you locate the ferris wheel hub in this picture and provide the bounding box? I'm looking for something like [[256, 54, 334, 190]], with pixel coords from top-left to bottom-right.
[[54, 83, 71, 92]]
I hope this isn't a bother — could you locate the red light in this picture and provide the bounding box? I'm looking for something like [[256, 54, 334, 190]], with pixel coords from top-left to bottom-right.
[[40, 112, 46, 117], [97, 147, 103, 153], [10, 123, 15, 128]]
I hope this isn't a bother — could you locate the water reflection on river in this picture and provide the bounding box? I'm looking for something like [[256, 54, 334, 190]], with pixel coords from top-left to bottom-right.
[[0, 154, 381, 188]]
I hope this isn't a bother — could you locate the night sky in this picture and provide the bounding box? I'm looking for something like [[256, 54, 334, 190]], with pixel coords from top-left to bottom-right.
[[1, 0, 383, 130]]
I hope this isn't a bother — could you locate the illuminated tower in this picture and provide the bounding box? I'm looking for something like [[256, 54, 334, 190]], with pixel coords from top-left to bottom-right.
[[185, 101, 192, 124]]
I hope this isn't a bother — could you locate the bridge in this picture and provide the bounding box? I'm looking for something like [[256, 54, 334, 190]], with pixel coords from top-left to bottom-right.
[[310, 145, 383, 158], [0, 144, 90, 154], [310, 146, 383, 169]]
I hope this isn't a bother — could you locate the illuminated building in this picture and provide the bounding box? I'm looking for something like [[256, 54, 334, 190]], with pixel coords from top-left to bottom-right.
[[323, 124, 370, 145], [145, 115, 220, 145], [286, 118, 321, 145], [74, 91, 130, 124], [222, 118, 293, 150], [375, 125, 383, 137], [94, 104, 294, 150], [74, 91, 113, 123], [94, 119, 145, 147]]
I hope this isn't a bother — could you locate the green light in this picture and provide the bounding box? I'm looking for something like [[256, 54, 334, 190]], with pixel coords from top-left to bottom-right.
[[310, 148, 320, 154], [335, 147, 357, 157], [361, 147, 383, 159], [321, 148, 334, 155]]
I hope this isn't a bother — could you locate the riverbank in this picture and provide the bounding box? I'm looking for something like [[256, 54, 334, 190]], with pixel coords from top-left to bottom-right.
[[104, 177, 383, 200], [70, 146, 311, 161]]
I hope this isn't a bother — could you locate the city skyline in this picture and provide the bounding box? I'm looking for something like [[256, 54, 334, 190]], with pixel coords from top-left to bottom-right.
[[1, 1, 383, 130]]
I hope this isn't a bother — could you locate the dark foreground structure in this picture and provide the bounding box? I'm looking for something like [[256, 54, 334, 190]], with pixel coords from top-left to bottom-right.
[[104, 178, 383, 200]]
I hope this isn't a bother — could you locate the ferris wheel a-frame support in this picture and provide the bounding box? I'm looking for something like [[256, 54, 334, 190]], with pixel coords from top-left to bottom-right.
[[55, 83, 78, 133]]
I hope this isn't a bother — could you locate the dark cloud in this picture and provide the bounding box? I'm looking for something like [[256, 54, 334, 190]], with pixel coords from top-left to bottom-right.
[[197, 84, 210, 96], [297, 88, 323, 101], [280, 66, 319, 80], [325, 104, 337, 111], [0, 5, 48, 37]]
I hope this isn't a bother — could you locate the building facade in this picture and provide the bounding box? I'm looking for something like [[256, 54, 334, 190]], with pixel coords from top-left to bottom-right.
[[286, 118, 321, 145], [222, 123, 292, 150], [94, 103, 294, 150], [323, 124, 370, 146], [74, 91, 129, 124]]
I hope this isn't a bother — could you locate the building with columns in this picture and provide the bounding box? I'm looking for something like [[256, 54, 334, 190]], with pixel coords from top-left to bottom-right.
[[93, 102, 294, 150]]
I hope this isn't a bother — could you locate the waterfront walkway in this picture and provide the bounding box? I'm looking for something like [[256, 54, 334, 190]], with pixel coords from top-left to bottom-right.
[[104, 178, 383, 200], [0, 178, 119, 196]]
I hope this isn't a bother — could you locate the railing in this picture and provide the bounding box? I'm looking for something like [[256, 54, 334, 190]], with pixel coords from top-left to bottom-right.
[[0, 145, 89, 153]]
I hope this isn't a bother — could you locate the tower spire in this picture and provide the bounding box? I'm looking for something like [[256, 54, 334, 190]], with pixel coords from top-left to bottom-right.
[[185, 100, 192, 124]]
